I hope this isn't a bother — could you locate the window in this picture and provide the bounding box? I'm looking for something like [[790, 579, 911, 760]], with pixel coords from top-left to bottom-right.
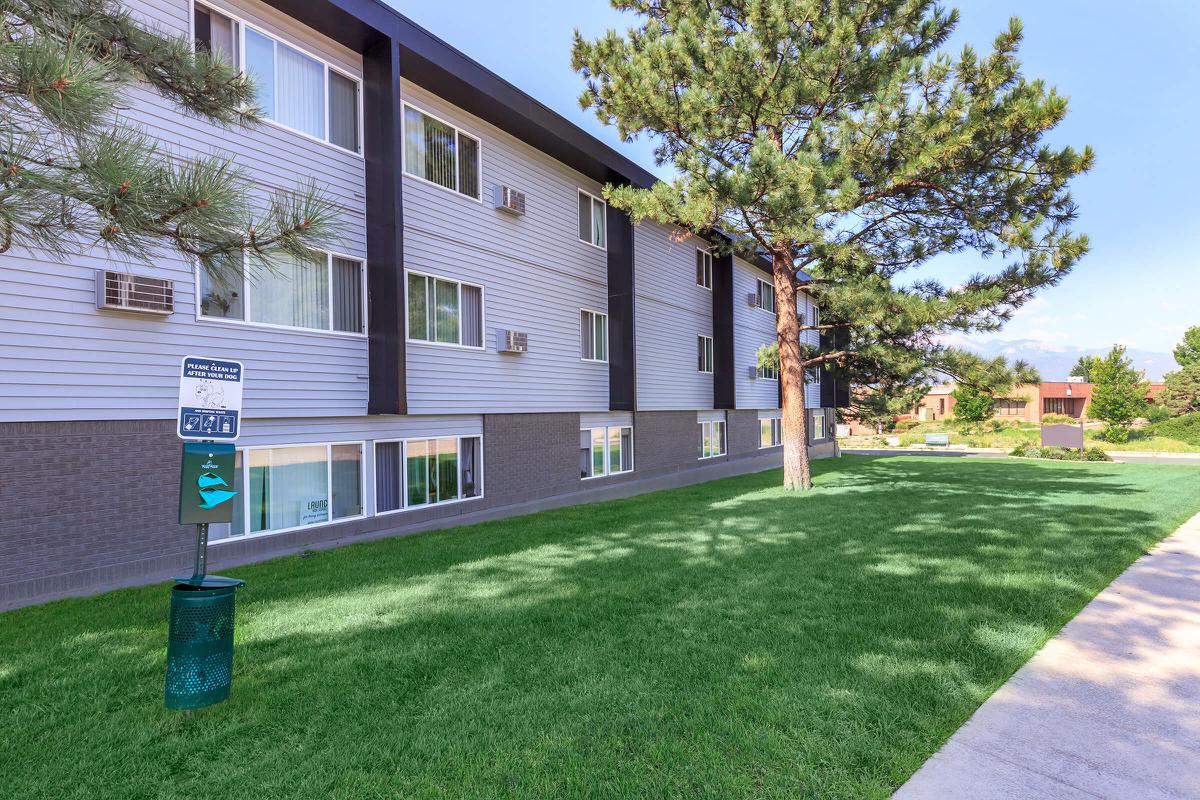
[[210, 442, 364, 541], [403, 104, 481, 200], [757, 357, 778, 381], [198, 251, 365, 334], [578, 190, 606, 249], [194, 4, 361, 153], [699, 420, 727, 459], [809, 305, 819, 329], [696, 249, 712, 289], [375, 436, 482, 512], [407, 272, 484, 348], [805, 367, 822, 387], [580, 309, 608, 362], [755, 279, 776, 314], [811, 410, 826, 441], [580, 426, 633, 479], [698, 335, 714, 373], [760, 417, 783, 448], [996, 398, 1027, 416]]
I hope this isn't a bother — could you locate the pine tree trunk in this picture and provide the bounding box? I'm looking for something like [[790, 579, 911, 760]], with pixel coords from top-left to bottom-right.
[[773, 249, 811, 490]]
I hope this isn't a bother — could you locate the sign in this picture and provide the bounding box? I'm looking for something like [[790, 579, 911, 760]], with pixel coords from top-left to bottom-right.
[[179, 442, 238, 524], [178, 356, 243, 440]]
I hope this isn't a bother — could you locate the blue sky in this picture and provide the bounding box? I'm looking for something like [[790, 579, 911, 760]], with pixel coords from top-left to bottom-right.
[[390, 0, 1200, 357]]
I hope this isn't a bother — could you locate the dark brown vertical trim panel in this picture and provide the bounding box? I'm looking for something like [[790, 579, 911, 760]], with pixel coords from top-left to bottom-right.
[[712, 251, 735, 409], [364, 37, 406, 415], [607, 207, 636, 411]]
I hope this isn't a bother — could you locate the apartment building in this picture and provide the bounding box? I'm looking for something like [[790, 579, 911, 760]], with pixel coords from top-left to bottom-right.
[[0, 0, 844, 606]]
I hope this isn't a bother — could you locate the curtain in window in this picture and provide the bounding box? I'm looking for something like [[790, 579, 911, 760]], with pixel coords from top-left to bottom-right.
[[405, 107, 456, 190], [250, 253, 329, 330], [276, 42, 324, 138], [580, 311, 595, 359], [244, 29, 275, 118], [434, 279, 458, 344], [578, 193, 591, 242], [580, 430, 592, 478], [331, 444, 362, 519], [460, 284, 482, 347], [332, 257, 362, 333], [329, 71, 359, 151], [592, 197, 606, 247], [460, 438, 480, 498], [375, 441, 401, 513], [457, 135, 479, 197], [249, 446, 329, 532]]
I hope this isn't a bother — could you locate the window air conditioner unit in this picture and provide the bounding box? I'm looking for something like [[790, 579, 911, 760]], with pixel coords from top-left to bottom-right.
[[497, 329, 529, 353], [494, 185, 526, 216], [747, 292, 758, 308], [95, 270, 174, 315], [748, 366, 759, 379]]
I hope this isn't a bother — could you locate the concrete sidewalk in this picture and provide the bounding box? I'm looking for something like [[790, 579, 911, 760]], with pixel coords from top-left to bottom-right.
[[895, 512, 1200, 800]]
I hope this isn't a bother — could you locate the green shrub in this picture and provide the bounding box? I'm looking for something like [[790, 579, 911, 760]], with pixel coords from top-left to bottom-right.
[[1101, 423, 1130, 443], [1152, 412, 1200, 446], [1009, 444, 1113, 462], [1041, 413, 1075, 425], [894, 419, 919, 432], [1146, 404, 1172, 424]]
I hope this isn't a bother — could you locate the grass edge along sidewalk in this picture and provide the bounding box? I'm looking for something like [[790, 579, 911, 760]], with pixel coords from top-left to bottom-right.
[[4, 455, 1200, 799]]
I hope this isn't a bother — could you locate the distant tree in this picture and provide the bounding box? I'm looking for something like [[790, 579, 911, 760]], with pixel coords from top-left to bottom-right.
[[1089, 346, 1148, 442], [1010, 359, 1043, 385], [848, 380, 929, 432], [572, 1, 1091, 490], [0, 0, 336, 271], [951, 385, 995, 423], [1173, 326, 1200, 369], [1158, 363, 1200, 416], [1069, 355, 1100, 382]]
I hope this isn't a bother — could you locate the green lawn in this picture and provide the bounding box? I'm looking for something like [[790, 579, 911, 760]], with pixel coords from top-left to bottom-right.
[[4, 456, 1200, 799]]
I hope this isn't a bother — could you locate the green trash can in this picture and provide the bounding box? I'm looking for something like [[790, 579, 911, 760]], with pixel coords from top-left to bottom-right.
[[164, 577, 244, 711]]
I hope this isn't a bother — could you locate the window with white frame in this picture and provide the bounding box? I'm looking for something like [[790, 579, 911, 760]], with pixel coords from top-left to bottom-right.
[[760, 417, 782, 448], [698, 335, 714, 373], [809, 304, 820, 330], [580, 426, 633, 479], [580, 309, 608, 362], [194, 3, 361, 153], [812, 409, 827, 440], [755, 278, 776, 314], [806, 366, 822, 387], [696, 249, 712, 289], [198, 251, 365, 334], [698, 419, 727, 459], [375, 436, 482, 513], [578, 190, 606, 249], [407, 271, 483, 348], [757, 355, 778, 381], [402, 104, 481, 200], [208, 442, 364, 542]]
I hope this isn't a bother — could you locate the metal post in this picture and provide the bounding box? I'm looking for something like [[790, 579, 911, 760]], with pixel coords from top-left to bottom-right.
[[191, 523, 209, 582]]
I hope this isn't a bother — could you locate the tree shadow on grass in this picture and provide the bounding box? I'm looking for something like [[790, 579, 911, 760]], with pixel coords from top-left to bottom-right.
[[3, 456, 1200, 800]]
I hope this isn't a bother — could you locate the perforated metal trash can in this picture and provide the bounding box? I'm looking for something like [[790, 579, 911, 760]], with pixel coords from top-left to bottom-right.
[[164, 579, 243, 710]]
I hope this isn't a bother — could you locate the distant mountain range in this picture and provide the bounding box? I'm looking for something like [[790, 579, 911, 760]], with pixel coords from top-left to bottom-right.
[[958, 339, 1175, 382]]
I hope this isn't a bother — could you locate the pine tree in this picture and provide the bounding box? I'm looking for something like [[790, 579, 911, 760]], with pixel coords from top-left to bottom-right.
[[572, 1, 1091, 489], [1089, 345, 1148, 442], [1173, 326, 1200, 369], [1069, 355, 1100, 382], [0, 0, 336, 272], [1158, 364, 1200, 416]]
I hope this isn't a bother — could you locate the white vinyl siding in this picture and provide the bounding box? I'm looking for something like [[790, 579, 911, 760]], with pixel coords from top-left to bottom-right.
[[733, 257, 781, 409], [403, 103, 481, 200], [578, 189, 606, 249], [399, 81, 609, 415]]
